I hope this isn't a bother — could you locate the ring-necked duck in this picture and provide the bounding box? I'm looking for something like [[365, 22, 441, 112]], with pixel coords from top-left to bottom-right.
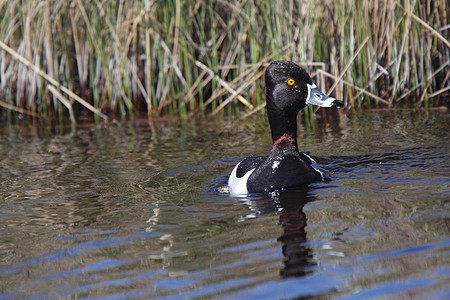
[[228, 60, 343, 195]]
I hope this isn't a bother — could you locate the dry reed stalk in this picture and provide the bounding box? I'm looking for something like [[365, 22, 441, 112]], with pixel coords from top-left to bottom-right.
[[144, 1, 155, 113], [0, 100, 40, 117], [239, 102, 266, 120], [409, 10, 450, 48], [428, 86, 450, 99], [182, 70, 209, 106], [47, 85, 76, 124], [196, 60, 253, 109], [70, 9, 89, 102], [327, 36, 370, 97], [43, 0, 55, 108], [396, 61, 450, 102], [318, 69, 391, 106], [0, 39, 108, 120], [211, 68, 265, 116], [391, 0, 414, 103]]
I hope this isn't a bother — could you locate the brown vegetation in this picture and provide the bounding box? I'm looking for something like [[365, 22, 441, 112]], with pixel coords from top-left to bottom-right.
[[0, 0, 448, 122]]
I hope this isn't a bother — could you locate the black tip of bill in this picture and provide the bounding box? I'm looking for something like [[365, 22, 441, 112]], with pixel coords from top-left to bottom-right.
[[331, 99, 344, 107], [305, 83, 345, 108]]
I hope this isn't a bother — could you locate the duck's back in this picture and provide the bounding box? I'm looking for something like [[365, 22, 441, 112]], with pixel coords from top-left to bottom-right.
[[246, 150, 321, 193]]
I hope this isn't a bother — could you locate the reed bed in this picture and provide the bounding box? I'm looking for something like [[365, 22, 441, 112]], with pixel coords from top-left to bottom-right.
[[0, 0, 448, 122]]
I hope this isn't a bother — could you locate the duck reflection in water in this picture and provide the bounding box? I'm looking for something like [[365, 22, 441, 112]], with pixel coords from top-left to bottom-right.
[[241, 187, 315, 278]]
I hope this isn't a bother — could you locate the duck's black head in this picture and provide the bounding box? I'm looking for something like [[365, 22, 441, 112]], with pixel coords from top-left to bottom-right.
[[265, 61, 343, 148]]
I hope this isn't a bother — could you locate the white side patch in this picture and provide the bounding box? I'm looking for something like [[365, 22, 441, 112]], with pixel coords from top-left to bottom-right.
[[303, 153, 325, 181], [227, 162, 255, 195]]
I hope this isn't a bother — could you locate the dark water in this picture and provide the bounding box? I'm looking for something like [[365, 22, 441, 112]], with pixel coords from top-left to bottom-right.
[[0, 110, 449, 299]]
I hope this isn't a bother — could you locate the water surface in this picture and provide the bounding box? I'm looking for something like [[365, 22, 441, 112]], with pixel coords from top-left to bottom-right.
[[0, 110, 449, 299]]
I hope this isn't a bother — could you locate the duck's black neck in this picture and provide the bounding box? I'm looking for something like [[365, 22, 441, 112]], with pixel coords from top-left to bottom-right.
[[267, 108, 299, 151]]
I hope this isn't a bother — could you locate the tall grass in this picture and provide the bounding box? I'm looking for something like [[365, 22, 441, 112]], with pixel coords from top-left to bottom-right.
[[0, 0, 448, 122]]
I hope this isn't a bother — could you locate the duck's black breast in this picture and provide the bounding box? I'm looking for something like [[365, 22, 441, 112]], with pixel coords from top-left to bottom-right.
[[247, 150, 321, 193]]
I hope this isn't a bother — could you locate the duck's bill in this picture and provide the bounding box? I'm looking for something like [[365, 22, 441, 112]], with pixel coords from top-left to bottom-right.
[[305, 83, 344, 107]]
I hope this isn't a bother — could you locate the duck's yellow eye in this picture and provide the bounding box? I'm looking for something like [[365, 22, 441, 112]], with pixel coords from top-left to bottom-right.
[[287, 79, 295, 85]]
